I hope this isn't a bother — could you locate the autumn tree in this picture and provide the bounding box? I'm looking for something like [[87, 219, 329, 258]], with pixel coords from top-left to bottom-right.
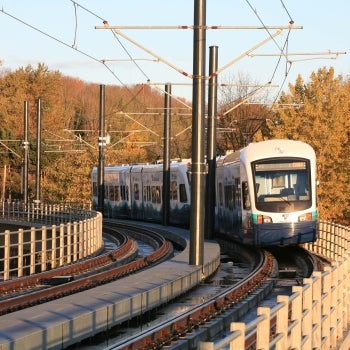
[[217, 73, 274, 152], [271, 67, 350, 223]]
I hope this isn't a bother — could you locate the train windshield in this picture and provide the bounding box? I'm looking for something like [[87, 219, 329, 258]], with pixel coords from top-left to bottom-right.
[[253, 158, 311, 212]]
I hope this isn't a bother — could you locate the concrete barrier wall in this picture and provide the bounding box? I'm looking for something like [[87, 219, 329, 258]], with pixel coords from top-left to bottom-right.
[[0, 202, 103, 280], [200, 221, 350, 350]]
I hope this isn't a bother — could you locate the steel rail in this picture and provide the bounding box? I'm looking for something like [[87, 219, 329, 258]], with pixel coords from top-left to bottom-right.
[[0, 223, 172, 315], [108, 248, 274, 350]]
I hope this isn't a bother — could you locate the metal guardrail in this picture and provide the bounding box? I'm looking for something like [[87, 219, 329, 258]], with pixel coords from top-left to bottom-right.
[[0, 201, 103, 281], [199, 221, 350, 350]]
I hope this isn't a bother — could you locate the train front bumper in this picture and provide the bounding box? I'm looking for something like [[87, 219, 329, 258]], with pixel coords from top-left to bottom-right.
[[252, 221, 318, 246]]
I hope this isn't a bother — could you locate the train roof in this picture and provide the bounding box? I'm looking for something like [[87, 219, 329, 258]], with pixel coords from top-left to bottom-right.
[[241, 139, 315, 161]]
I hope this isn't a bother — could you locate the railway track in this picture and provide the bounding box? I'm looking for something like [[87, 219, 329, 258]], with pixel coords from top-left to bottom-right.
[[0, 222, 172, 315], [82, 244, 274, 350], [94, 243, 325, 350]]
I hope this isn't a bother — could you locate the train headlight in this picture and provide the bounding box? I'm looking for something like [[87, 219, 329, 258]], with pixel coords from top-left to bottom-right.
[[256, 215, 273, 224], [298, 213, 312, 222]]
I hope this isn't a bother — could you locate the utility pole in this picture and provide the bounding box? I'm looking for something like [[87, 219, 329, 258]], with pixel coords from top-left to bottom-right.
[[189, 0, 206, 267], [35, 99, 41, 203], [23, 101, 29, 205], [97, 85, 106, 215], [205, 46, 218, 239], [162, 83, 171, 226]]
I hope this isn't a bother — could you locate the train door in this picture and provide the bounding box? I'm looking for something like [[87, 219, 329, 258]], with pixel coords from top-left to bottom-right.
[[141, 165, 162, 221], [142, 168, 152, 220], [151, 167, 162, 221], [130, 166, 142, 220], [240, 161, 254, 244], [169, 164, 190, 225], [215, 163, 225, 232], [114, 167, 130, 218]]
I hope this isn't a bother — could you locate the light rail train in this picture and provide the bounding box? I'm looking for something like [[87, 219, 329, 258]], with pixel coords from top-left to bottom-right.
[[92, 139, 318, 245]]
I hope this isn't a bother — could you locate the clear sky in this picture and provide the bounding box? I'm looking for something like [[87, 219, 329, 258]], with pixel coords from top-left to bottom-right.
[[0, 0, 349, 102]]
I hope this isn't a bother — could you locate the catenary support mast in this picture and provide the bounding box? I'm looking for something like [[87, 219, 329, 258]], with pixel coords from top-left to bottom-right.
[[205, 45, 218, 239], [189, 0, 206, 266]]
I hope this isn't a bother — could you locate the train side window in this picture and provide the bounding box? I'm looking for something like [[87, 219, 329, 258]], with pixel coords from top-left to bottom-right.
[[242, 181, 251, 210], [115, 186, 120, 201], [224, 185, 234, 209], [152, 186, 161, 203], [179, 184, 188, 203], [109, 185, 115, 201], [126, 186, 129, 201], [170, 181, 178, 201], [134, 183, 139, 201]]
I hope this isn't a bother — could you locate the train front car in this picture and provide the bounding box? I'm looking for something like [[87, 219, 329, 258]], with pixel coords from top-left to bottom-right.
[[242, 139, 318, 245]]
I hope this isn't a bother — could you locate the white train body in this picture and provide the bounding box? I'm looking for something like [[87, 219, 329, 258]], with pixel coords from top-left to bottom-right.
[[92, 139, 318, 246], [216, 139, 317, 245], [92, 162, 191, 225]]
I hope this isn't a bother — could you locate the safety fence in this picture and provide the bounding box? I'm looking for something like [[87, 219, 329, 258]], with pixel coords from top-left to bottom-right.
[[0, 202, 103, 280], [199, 221, 350, 350]]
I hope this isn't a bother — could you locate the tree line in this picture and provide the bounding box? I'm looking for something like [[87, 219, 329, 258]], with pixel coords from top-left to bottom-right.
[[0, 63, 349, 224]]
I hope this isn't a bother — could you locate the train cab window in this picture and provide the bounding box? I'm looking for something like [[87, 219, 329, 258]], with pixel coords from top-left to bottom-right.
[[253, 158, 312, 211], [179, 184, 188, 203]]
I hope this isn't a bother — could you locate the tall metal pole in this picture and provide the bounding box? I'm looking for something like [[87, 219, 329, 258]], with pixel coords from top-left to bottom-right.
[[189, 0, 206, 266], [97, 85, 106, 215], [162, 83, 172, 226], [35, 99, 41, 202], [23, 101, 29, 205], [205, 46, 218, 239]]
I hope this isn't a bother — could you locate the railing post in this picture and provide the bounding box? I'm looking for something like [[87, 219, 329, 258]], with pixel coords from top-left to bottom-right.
[[30, 227, 36, 275], [41, 226, 47, 272], [343, 253, 350, 338], [3, 230, 10, 280], [330, 261, 338, 347], [312, 272, 322, 348], [256, 307, 270, 349], [51, 225, 57, 269], [337, 259, 345, 339], [291, 286, 303, 349], [73, 221, 78, 262], [302, 279, 313, 350], [276, 295, 289, 350], [79, 221, 84, 259], [66, 222, 72, 264], [229, 323, 245, 349], [322, 266, 332, 349], [198, 341, 215, 350], [59, 223, 65, 267], [18, 228, 24, 278]]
